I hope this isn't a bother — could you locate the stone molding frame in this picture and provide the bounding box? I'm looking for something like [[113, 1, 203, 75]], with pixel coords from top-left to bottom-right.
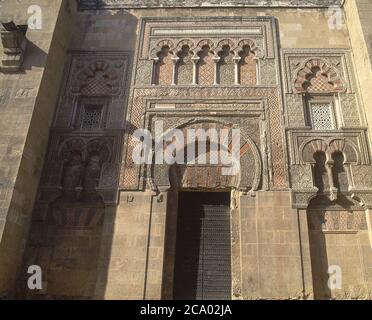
[[121, 16, 288, 191], [139, 17, 275, 60], [65, 51, 130, 98], [29, 51, 132, 230], [282, 49, 372, 208], [132, 17, 279, 87], [145, 115, 264, 192], [287, 131, 370, 166], [71, 60, 122, 96], [120, 87, 287, 191], [289, 131, 372, 208], [281, 49, 355, 95], [54, 51, 132, 130], [293, 58, 346, 94], [39, 132, 122, 205]]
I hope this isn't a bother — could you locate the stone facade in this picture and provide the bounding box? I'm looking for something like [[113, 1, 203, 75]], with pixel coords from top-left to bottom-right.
[[0, 0, 73, 297], [0, 0, 372, 300]]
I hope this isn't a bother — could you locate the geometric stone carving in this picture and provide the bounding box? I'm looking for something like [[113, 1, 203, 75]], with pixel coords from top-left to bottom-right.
[[285, 94, 306, 127], [294, 59, 345, 94], [81, 104, 104, 130], [142, 17, 273, 60], [282, 49, 361, 141], [176, 46, 193, 85], [154, 45, 173, 85], [121, 86, 286, 190], [198, 45, 215, 86], [290, 164, 314, 190], [339, 93, 361, 127], [72, 60, 120, 96], [0, 21, 28, 72], [150, 120, 263, 192], [121, 17, 286, 195], [218, 45, 235, 85], [239, 45, 257, 85], [308, 210, 368, 232], [309, 102, 335, 130], [351, 166, 372, 190]]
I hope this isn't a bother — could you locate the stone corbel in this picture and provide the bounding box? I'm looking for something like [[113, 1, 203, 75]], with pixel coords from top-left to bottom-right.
[[0, 21, 28, 72]]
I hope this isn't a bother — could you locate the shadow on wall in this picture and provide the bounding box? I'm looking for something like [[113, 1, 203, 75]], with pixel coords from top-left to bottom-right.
[[22, 41, 48, 71], [0, 41, 47, 75], [307, 195, 355, 300], [13, 8, 139, 299], [307, 198, 332, 300], [70, 8, 138, 51]]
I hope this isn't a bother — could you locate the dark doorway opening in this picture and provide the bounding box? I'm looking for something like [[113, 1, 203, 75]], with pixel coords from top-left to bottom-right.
[[173, 192, 232, 300]]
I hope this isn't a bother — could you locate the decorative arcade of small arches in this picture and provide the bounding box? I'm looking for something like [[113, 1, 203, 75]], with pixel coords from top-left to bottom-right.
[[150, 39, 259, 86]]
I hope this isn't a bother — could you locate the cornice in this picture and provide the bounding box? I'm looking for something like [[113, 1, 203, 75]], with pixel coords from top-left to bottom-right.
[[77, 0, 342, 11]]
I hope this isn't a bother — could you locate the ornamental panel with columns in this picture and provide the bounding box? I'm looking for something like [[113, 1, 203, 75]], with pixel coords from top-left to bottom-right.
[[282, 49, 372, 208]]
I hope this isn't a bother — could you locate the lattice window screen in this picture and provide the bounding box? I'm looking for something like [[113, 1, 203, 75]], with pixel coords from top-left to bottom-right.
[[309, 103, 335, 130], [81, 104, 103, 130]]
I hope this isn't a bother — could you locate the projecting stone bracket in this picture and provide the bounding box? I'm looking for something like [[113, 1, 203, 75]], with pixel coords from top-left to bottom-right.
[[0, 21, 28, 72]]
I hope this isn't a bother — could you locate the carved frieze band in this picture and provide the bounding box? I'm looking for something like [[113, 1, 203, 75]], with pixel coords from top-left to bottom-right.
[[139, 17, 276, 60], [308, 210, 368, 232]]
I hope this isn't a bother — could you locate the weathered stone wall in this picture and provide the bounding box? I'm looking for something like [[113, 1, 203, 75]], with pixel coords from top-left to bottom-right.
[[238, 192, 312, 299], [15, 2, 136, 300], [0, 0, 73, 297], [344, 0, 372, 141], [307, 208, 372, 299]]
